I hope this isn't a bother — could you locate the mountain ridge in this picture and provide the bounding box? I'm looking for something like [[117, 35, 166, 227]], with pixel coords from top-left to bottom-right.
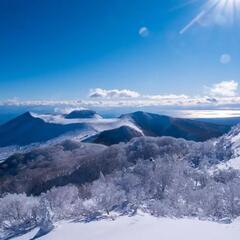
[[84, 125, 143, 146], [120, 111, 230, 141], [65, 110, 102, 119], [0, 110, 232, 148], [0, 112, 94, 147]]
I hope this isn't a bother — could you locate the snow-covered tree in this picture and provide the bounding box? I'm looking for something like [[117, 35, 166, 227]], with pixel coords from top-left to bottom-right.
[[90, 174, 126, 216], [41, 185, 79, 221], [0, 193, 39, 232]]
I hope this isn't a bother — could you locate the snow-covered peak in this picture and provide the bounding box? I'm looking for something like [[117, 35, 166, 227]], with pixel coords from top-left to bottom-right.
[[65, 110, 103, 119]]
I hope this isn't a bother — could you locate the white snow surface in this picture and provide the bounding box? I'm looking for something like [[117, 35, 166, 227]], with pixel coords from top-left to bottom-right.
[[211, 125, 240, 171], [15, 214, 240, 240], [227, 126, 240, 158], [212, 157, 240, 171]]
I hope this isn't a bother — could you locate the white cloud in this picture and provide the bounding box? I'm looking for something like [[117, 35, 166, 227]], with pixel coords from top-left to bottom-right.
[[0, 99, 83, 107], [2, 81, 240, 110], [139, 27, 149, 37], [146, 94, 189, 100], [220, 54, 231, 64], [89, 88, 140, 99], [207, 80, 238, 97], [0, 96, 239, 109]]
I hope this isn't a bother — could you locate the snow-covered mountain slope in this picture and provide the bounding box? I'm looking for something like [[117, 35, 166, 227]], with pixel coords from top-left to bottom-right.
[[16, 214, 240, 240], [0, 112, 95, 147], [1, 122, 240, 195], [3, 126, 240, 239], [120, 111, 230, 141], [0, 110, 234, 165], [0, 111, 142, 149], [0, 140, 107, 195], [0, 128, 96, 162], [213, 158, 240, 171], [0, 135, 201, 195], [224, 125, 240, 157], [0, 132, 221, 195], [0, 110, 231, 150], [211, 125, 240, 171]]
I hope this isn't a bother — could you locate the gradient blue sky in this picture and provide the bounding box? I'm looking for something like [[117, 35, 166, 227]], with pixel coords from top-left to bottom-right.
[[0, 0, 240, 102]]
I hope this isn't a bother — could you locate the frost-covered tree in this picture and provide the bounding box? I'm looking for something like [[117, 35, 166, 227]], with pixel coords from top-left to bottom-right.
[[3, 133, 240, 238], [41, 185, 79, 221], [90, 174, 126, 215], [0, 193, 39, 232]]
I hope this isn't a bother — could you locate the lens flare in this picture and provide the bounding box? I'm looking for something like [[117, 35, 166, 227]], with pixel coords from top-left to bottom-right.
[[180, 0, 240, 34]]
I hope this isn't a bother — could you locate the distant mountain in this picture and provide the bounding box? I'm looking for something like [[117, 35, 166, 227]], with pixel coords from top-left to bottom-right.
[[0, 112, 94, 147], [0, 111, 141, 148], [85, 126, 143, 146], [195, 117, 240, 126], [65, 110, 102, 119], [0, 110, 232, 148], [120, 111, 231, 141]]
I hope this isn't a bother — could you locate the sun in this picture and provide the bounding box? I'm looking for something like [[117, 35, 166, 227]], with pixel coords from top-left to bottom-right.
[[216, 0, 240, 13], [180, 0, 240, 34]]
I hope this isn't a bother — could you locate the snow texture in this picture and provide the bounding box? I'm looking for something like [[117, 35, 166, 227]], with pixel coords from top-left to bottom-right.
[[16, 214, 240, 240]]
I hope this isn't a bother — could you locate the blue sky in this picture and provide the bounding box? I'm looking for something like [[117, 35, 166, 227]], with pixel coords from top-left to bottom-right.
[[0, 0, 240, 111]]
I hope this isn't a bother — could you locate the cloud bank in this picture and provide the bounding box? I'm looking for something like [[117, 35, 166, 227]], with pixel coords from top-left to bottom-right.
[[1, 81, 240, 110], [89, 88, 140, 99]]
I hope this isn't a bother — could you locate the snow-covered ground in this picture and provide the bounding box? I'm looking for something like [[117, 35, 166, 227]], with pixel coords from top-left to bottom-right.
[[210, 125, 240, 171], [212, 157, 240, 171], [15, 214, 240, 240]]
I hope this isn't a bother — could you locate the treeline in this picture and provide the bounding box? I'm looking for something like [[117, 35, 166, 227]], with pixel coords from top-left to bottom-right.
[[1, 149, 240, 238]]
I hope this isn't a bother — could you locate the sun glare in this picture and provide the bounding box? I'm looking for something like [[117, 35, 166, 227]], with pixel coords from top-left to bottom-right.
[[180, 0, 240, 34], [215, 0, 240, 15]]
